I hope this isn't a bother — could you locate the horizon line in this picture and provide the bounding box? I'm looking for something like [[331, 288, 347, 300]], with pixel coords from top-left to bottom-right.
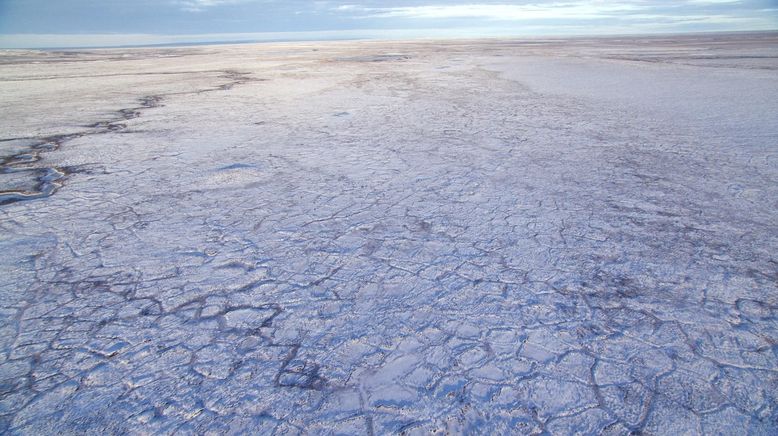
[[2, 27, 777, 50]]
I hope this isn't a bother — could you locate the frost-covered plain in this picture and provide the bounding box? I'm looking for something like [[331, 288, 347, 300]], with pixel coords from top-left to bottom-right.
[[1, 33, 777, 434]]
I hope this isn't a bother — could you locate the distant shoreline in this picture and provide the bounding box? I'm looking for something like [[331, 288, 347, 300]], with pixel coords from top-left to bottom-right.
[[1, 29, 776, 51]]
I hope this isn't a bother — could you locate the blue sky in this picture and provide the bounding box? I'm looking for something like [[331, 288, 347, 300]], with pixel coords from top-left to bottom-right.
[[0, 0, 776, 48]]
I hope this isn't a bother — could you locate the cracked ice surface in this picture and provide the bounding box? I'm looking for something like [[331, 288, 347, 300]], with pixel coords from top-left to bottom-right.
[[1, 34, 777, 434]]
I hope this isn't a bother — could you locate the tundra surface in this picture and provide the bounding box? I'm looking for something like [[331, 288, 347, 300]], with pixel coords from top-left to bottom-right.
[[1, 33, 777, 434]]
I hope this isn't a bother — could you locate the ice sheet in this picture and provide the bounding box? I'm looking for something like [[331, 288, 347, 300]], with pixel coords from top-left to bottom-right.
[[1, 33, 777, 434]]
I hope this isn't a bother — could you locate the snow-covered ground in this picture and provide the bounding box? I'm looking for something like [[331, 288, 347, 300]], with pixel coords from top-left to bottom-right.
[[1, 33, 777, 434]]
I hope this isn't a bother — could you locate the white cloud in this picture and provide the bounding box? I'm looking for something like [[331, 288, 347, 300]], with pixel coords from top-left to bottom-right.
[[339, 3, 655, 21], [331, 1, 775, 28], [177, 0, 254, 12], [686, 0, 742, 3]]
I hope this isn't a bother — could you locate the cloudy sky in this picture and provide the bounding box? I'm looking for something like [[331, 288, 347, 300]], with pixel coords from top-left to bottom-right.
[[0, 0, 776, 48]]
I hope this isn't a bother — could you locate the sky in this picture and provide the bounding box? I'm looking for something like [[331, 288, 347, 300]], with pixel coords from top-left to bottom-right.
[[0, 0, 776, 48]]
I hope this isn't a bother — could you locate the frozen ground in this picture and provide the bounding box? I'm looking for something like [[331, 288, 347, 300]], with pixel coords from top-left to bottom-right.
[[0, 33, 777, 434]]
